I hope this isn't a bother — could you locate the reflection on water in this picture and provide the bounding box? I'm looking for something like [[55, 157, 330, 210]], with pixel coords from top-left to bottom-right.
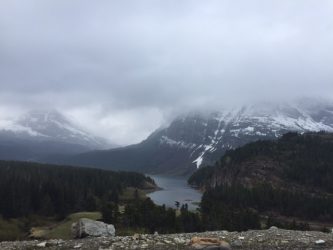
[[147, 175, 202, 211]]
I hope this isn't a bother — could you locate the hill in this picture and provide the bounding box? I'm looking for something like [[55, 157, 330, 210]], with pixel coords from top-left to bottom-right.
[[0, 160, 155, 219], [189, 132, 333, 231]]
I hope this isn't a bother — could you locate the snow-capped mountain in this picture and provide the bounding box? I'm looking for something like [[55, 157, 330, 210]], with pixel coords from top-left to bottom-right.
[[0, 110, 111, 161], [64, 100, 333, 175], [158, 101, 333, 171]]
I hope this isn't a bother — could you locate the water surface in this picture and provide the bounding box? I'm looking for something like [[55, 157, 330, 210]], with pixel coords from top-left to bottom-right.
[[147, 175, 202, 211]]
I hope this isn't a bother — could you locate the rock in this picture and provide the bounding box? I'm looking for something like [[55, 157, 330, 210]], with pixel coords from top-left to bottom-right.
[[36, 242, 47, 247], [315, 239, 325, 245], [3, 228, 333, 250], [190, 237, 231, 250], [133, 233, 140, 240], [71, 218, 115, 238], [269, 226, 278, 230], [174, 237, 186, 244], [232, 239, 242, 247], [73, 243, 83, 248], [47, 239, 65, 246], [164, 239, 172, 244]]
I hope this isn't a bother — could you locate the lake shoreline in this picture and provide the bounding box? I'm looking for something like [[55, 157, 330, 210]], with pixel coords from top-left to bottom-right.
[[146, 175, 202, 211]]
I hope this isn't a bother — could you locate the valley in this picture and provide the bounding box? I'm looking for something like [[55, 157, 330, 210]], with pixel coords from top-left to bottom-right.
[[1, 102, 333, 246], [2, 1, 333, 248]]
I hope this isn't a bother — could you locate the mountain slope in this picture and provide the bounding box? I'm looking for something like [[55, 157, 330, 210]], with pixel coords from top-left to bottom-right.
[[188, 132, 333, 192], [63, 100, 333, 175], [191, 132, 333, 230], [0, 110, 111, 161]]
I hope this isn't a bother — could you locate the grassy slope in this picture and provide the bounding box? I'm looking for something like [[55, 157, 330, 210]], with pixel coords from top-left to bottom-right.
[[30, 212, 102, 240], [0, 185, 153, 241], [27, 187, 151, 240], [0, 217, 26, 241]]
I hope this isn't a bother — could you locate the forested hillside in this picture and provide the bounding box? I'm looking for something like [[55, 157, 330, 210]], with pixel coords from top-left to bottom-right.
[[189, 132, 333, 231], [0, 161, 203, 241], [0, 161, 155, 219]]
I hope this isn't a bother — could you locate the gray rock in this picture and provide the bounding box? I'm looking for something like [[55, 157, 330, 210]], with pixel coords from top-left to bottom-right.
[[2, 228, 333, 249], [232, 239, 243, 247], [36, 241, 47, 247], [315, 239, 325, 245], [73, 243, 83, 248], [71, 218, 115, 238]]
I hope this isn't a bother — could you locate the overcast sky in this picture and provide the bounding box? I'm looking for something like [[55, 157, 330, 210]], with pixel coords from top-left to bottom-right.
[[1, 0, 333, 145]]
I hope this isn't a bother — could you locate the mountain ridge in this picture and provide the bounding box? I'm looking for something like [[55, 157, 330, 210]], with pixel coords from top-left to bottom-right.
[[59, 100, 333, 175], [0, 110, 113, 162]]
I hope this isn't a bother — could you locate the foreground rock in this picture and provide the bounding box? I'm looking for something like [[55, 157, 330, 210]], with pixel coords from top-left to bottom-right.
[[1, 228, 333, 249], [190, 236, 231, 249], [71, 218, 115, 238]]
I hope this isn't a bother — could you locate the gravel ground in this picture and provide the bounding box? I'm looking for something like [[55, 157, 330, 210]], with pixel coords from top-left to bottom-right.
[[1, 227, 333, 250]]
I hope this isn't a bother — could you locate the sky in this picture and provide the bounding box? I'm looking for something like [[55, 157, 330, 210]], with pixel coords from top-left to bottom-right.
[[0, 0, 333, 145]]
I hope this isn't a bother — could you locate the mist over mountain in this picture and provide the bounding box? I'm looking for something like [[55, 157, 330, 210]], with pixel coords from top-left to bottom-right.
[[58, 99, 333, 175], [0, 110, 113, 161], [1, 1, 333, 146]]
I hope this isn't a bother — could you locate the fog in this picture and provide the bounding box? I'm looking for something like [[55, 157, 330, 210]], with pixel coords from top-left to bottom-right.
[[0, 0, 333, 144]]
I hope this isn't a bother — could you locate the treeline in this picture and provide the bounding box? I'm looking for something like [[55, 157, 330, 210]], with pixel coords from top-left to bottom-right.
[[220, 132, 333, 192], [189, 132, 333, 192], [0, 161, 155, 219], [188, 165, 215, 188], [102, 195, 202, 234], [201, 183, 333, 231], [189, 132, 333, 231]]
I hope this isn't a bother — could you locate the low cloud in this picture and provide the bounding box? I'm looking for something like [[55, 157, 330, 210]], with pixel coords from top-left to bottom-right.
[[0, 0, 333, 144]]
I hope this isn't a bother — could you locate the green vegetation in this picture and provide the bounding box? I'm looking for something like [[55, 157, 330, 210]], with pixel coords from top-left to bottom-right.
[[0, 160, 203, 240], [30, 212, 101, 240], [0, 160, 157, 240], [3, 132, 333, 240], [200, 183, 333, 231], [119, 187, 148, 201], [118, 198, 202, 234], [188, 165, 215, 188], [0, 217, 26, 241], [0, 160, 155, 219], [190, 132, 333, 231], [189, 132, 333, 191]]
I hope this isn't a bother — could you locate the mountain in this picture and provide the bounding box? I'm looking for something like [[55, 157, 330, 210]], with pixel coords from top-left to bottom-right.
[[0, 110, 111, 161], [62, 100, 333, 175]]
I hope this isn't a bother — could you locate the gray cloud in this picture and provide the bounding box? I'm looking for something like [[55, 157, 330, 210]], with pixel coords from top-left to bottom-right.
[[0, 0, 333, 144]]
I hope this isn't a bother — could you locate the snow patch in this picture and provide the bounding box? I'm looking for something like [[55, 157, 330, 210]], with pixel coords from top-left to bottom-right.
[[160, 136, 196, 149]]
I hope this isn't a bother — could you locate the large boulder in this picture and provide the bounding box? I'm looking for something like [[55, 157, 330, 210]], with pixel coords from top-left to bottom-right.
[[71, 218, 115, 238]]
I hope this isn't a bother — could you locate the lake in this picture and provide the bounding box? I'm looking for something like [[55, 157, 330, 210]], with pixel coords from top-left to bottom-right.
[[147, 175, 202, 211]]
